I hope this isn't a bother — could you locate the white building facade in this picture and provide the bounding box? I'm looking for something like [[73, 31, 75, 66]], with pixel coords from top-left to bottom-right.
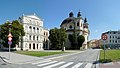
[[102, 30, 120, 49], [60, 12, 89, 49], [16, 14, 49, 51]]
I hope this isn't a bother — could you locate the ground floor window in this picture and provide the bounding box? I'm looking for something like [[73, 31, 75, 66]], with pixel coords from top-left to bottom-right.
[[33, 43, 35, 49], [29, 44, 31, 49], [37, 44, 38, 49]]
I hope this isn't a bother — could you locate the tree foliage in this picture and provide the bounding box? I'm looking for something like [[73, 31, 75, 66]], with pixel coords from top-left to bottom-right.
[[49, 28, 67, 49], [0, 20, 25, 48], [77, 35, 85, 48], [69, 34, 85, 49], [68, 33, 77, 49]]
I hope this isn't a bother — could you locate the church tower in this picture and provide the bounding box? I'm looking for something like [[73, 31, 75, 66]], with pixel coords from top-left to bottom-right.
[[83, 18, 89, 49]]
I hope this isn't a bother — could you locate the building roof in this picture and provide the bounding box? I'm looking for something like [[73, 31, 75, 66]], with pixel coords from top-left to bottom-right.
[[60, 17, 76, 26], [22, 13, 42, 20]]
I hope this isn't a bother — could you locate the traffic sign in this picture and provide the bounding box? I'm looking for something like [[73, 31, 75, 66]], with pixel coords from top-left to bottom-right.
[[8, 33, 13, 37], [101, 34, 108, 40], [8, 37, 12, 41], [8, 41, 12, 45]]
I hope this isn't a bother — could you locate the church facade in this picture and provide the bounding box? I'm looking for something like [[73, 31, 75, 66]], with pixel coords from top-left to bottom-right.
[[60, 11, 90, 49]]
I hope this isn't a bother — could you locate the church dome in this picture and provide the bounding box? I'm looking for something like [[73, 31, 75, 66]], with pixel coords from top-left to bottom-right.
[[60, 17, 76, 26]]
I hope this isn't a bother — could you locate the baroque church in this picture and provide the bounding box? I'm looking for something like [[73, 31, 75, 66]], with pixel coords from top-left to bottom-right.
[[60, 11, 90, 49]]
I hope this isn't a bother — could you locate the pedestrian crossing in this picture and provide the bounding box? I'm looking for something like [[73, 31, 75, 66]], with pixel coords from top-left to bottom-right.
[[31, 60, 94, 68]]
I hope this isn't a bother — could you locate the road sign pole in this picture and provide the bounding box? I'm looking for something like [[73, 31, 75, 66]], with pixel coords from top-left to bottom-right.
[[9, 44, 10, 60], [104, 41, 105, 62], [101, 34, 107, 62]]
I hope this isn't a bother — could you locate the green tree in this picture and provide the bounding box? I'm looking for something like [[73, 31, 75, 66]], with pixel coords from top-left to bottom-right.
[[77, 35, 85, 49], [68, 33, 77, 49], [49, 28, 67, 49], [0, 20, 25, 48]]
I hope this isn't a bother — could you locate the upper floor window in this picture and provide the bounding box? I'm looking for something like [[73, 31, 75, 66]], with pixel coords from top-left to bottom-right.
[[113, 36, 114, 38], [113, 40, 114, 43], [110, 36, 111, 39], [33, 27, 35, 30], [113, 32, 116, 34], [33, 27, 35, 32], [37, 28, 39, 30], [37, 36, 39, 40], [29, 35, 31, 40], [109, 40, 111, 43], [69, 25, 72, 29], [33, 36, 35, 40], [29, 26, 32, 29], [115, 36, 117, 38], [44, 32, 45, 35]]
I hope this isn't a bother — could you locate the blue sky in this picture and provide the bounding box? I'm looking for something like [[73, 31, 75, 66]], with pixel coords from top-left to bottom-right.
[[0, 0, 120, 40]]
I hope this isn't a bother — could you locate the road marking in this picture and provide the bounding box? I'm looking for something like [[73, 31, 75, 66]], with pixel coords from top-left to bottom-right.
[[59, 62, 74, 68], [32, 60, 51, 65], [72, 63, 83, 68], [37, 61, 57, 66], [43, 62, 65, 68], [47, 51, 84, 60], [84, 63, 92, 68]]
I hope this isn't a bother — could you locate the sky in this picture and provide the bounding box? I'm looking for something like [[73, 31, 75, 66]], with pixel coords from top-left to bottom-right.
[[0, 0, 120, 40]]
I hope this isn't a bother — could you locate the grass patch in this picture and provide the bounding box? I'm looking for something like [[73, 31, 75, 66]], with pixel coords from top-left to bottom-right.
[[99, 50, 120, 63], [15, 51, 66, 57]]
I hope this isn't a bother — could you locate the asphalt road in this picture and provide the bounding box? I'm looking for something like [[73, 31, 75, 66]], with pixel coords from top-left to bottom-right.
[[0, 49, 100, 68]]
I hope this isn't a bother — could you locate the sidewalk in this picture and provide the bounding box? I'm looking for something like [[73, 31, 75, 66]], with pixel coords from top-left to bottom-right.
[[0, 52, 43, 64], [99, 62, 120, 68], [0, 50, 82, 64]]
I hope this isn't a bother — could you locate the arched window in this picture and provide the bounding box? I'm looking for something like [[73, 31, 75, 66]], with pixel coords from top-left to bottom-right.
[[44, 32, 45, 35], [33, 43, 35, 49], [37, 44, 38, 49], [29, 35, 31, 40], [69, 25, 72, 29], [77, 22, 79, 26], [37, 28, 39, 30], [37, 36, 39, 40], [29, 44, 31, 49], [33, 27, 35, 32], [29, 26, 32, 29], [33, 36, 35, 40]]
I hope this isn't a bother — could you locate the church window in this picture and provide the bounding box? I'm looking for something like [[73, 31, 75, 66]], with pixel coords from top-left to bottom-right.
[[29, 26, 32, 29], [44, 32, 45, 35], [77, 22, 79, 26], [69, 25, 72, 29]]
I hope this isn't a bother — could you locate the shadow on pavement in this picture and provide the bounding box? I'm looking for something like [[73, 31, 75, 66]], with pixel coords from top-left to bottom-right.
[[93, 59, 112, 64]]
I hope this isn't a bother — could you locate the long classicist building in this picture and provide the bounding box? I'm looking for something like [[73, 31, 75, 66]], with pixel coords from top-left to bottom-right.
[[60, 11, 90, 49], [16, 14, 49, 50], [102, 30, 120, 49]]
